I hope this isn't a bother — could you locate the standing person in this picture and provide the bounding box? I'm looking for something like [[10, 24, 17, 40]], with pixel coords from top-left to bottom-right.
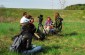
[[54, 12, 63, 31], [38, 14, 43, 26]]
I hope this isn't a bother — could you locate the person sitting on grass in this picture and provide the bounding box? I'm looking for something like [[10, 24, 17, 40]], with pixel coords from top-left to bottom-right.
[[22, 16, 42, 54], [10, 12, 42, 54], [44, 17, 55, 34], [54, 12, 63, 32]]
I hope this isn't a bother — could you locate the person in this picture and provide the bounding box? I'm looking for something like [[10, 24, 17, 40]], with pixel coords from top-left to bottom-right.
[[44, 17, 55, 34], [11, 12, 35, 52], [20, 12, 30, 26], [10, 13, 42, 54], [10, 12, 33, 52], [38, 14, 43, 26], [30, 17, 34, 24], [54, 12, 63, 32], [19, 14, 40, 52], [45, 17, 53, 26], [21, 17, 42, 54]]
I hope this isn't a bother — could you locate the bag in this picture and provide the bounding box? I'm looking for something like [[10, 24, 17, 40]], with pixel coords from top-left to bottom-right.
[[10, 35, 23, 52]]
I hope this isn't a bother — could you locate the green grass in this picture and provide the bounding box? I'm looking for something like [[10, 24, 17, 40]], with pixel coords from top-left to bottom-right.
[[0, 22, 20, 37], [0, 8, 85, 55]]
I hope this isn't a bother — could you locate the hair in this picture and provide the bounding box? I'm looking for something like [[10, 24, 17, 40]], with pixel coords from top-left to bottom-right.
[[47, 17, 51, 20], [23, 12, 27, 16], [55, 12, 60, 18], [27, 15, 32, 19]]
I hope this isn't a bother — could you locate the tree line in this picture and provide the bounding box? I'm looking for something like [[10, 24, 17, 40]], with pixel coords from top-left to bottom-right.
[[64, 4, 85, 10]]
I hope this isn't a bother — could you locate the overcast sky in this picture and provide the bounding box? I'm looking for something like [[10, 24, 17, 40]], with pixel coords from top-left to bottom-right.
[[0, 0, 85, 9]]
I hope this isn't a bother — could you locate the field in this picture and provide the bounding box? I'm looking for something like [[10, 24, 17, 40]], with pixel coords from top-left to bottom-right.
[[0, 8, 85, 55]]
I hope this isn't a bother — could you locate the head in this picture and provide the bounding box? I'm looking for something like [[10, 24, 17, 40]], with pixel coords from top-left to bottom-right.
[[23, 12, 27, 18], [30, 18, 34, 23], [47, 17, 51, 21], [23, 12, 27, 16], [26, 15, 32, 19], [55, 12, 60, 18]]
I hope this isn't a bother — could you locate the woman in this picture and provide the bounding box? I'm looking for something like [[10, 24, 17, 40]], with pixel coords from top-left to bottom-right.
[[44, 17, 54, 34], [54, 12, 63, 32]]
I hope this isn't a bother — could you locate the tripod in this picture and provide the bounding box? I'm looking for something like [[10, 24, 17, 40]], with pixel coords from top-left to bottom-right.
[[37, 23, 46, 35]]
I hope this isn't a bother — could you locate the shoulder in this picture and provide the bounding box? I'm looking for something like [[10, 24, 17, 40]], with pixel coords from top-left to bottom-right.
[[59, 17, 63, 21]]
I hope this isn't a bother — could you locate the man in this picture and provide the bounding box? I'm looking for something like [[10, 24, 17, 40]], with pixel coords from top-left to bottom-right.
[[19, 14, 42, 53], [10, 12, 42, 53], [19, 12, 34, 52]]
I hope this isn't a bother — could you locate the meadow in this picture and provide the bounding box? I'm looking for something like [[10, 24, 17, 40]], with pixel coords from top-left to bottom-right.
[[0, 8, 85, 55]]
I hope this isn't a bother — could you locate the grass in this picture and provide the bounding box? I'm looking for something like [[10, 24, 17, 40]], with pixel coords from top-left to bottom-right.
[[0, 8, 85, 55]]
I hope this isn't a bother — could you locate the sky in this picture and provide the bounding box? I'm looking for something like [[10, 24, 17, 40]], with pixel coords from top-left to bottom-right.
[[0, 0, 85, 9]]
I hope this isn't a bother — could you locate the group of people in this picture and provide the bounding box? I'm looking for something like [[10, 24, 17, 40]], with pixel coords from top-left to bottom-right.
[[38, 12, 63, 34], [10, 12, 63, 54]]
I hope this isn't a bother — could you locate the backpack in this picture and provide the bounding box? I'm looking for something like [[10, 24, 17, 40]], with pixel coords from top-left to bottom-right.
[[10, 34, 23, 52], [10, 32, 34, 52]]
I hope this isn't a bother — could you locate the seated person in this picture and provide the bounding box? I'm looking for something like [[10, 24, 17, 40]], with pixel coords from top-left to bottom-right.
[[54, 12, 63, 31], [44, 17, 55, 34], [10, 13, 42, 54], [54, 12, 63, 28], [22, 17, 42, 54]]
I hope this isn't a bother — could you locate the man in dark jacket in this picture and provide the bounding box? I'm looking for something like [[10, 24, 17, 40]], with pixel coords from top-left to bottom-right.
[[20, 17, 36, 52]]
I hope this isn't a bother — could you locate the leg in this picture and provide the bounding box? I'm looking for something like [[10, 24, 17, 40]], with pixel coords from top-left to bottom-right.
[[22, 46, 42, 54]]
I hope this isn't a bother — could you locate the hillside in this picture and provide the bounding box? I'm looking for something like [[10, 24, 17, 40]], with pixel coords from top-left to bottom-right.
[[0, 8, 85, 55], [65, 4, 85, 10]]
